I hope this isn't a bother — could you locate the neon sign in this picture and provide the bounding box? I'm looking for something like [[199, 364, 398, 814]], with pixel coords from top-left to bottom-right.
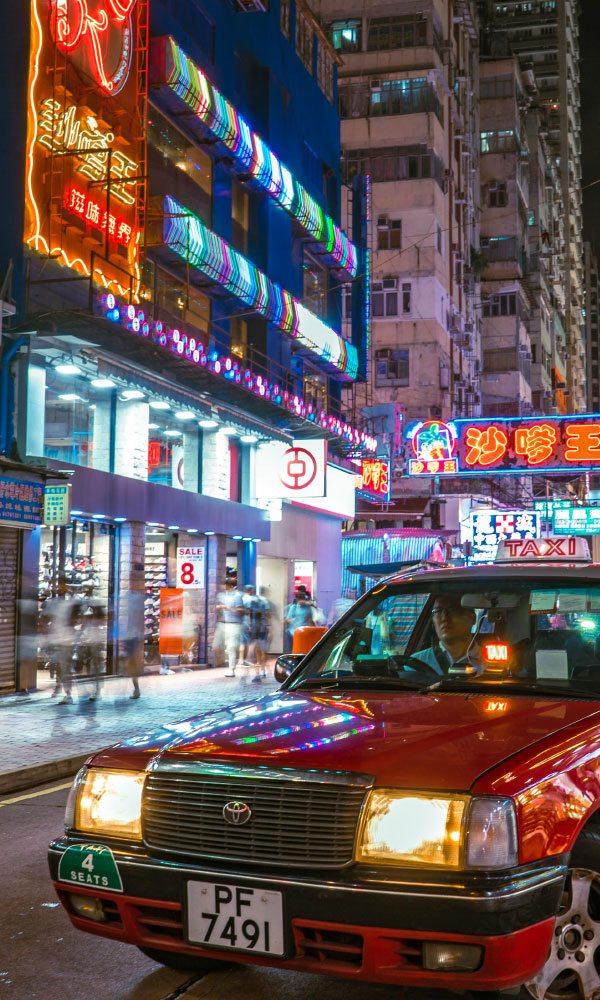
[[150, 36, 358, 278], [406, 415, 600, 476], [469, 510, 541, 563], [163, 195, 359, 380], [359, 458, 390, 501], [407, 420, 458, 476], [50, 0, 137, 95], [483, 644, 509, 664], [65, 188, 133, 244]]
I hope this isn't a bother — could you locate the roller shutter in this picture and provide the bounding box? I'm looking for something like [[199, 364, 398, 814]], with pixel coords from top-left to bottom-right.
[[0, 527, 19, 691]]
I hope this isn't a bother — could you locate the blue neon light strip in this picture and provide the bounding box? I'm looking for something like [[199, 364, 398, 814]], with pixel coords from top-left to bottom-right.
[[163, 195, 359, 380], [154, 37, 358, 278]]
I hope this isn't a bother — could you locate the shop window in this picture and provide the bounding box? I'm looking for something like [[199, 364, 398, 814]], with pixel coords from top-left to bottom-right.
[[147, 404, 200, 492], [377, 218, 401, 250], [230, 317, 248, 360], [375, 348, 409, 386], [303, 371, 327, 414], [303, 252, 328, 318], [296, 12, 314, 74], [153, 265, 210, 343], [330, 19, 361, 52]]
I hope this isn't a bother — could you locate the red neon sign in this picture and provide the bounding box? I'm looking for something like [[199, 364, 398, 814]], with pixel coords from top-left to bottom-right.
[[483, 643, 509, 664], [65, 187, 133, 245], [465, 425, 508, 467], [360, 458, 390, 499], [483, 700, 509, 713], [50, 0, 137, 95]]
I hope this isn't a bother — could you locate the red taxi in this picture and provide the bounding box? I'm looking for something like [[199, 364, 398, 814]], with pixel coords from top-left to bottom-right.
[[49, 536, 600, 999]]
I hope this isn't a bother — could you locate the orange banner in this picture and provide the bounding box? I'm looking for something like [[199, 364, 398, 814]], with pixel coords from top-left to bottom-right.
[[159, 588, 184, 655]]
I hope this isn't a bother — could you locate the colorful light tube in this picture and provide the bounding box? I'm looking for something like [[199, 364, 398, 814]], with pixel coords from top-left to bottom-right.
[[163, 195, 359, 380], [152, 36, 358, 278], [100, 294, 378, 452]]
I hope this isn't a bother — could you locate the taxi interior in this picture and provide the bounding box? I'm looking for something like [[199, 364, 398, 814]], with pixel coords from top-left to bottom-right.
[[288, 578, 600, 694]]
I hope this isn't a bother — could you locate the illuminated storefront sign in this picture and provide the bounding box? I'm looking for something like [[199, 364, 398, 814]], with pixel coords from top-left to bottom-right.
[[469, 510, 541, 563], [552, 507, 600, 535], [163, 195, 359, 380], [358, 458, 390, 501], [406, 415, 600, 476], [150, 36, 358, 278], [99, 293, 378, 452], [25, 0, 146, 296]]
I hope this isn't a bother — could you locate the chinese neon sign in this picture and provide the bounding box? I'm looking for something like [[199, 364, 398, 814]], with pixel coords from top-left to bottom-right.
[[359, 458, 390, 501], [407, 420, 458, 476], [25, 0, 145, 298], [149, 36, 358, 278], [469, 510, 541, 563], [406, 415, 600, 476], [552, 507, 600, 535], [50, 0, 137, 95], [163, 196, 359, 380], [66, 188, 133, 244]]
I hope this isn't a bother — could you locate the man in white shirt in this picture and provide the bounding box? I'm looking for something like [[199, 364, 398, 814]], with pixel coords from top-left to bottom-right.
[[216, 579, 244, 676], [414, 596, 477, 674]]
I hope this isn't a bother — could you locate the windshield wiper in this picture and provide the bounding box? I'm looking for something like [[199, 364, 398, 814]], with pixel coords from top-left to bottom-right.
[[421, 678, 599, 700]]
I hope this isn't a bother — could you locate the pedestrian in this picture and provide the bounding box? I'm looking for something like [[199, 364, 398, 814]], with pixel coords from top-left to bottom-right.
[[284, 591, 317, 650], [327, 589, 357, 627], [79, 585, 106, 702], [256, 586, 272, 677], [119, 591, 145, 698], [42, 579, 80, 704], [216, 578, 244, 677]]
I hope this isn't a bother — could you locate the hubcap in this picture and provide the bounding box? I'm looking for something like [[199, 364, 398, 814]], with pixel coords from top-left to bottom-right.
[[526, 869, 600, 999]]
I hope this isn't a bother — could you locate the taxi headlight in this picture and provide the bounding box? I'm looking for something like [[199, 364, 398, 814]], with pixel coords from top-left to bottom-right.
[[66, 768, 145, 840], [356, 790, 468, 866], [356, 792, 518, 869]]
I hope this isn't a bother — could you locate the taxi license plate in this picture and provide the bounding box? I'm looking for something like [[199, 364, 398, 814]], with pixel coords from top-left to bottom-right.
[[186, 881, 284, 956]]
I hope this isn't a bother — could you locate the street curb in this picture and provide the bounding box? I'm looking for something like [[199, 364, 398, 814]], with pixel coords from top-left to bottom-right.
[[0, 753, 91, 796]]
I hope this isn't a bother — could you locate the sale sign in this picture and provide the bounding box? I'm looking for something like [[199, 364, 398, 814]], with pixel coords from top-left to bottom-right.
[[176, 546, 205, 589], [158, 588, 183, 655]]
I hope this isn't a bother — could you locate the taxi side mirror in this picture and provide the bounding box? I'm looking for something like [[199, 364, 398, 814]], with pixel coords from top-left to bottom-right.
[[274, 654, 304, 683]]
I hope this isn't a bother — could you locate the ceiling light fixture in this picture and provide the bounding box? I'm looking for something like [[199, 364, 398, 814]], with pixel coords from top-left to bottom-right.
[[55, 362, 82, 375], [91, 378, 116, 388], [149, 400, 171, 410]]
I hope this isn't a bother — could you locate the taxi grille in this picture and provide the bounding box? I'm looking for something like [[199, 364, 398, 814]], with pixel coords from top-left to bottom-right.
[[142, 769, 370, 869]]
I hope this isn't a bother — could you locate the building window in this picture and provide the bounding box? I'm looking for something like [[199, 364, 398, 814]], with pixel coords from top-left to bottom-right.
[[231, 182, 249, 255], [369, 78, 442, 123], [377, 217, 401, 250], [303, 252, 328, 318], [488, 182, 508, 208], [480, 129, 516, 154], [367, 16, 427, 52], [343, 145, 443, 187], [296, 12, 314, 74], [280, 0, 290, 39], [375, 348, 409, 386], [480, 76, 514, 100], [230, 317, 247, 360], [372, 279, 398, 317], [437, 224, 443, 255], [482, 292, 517, 317], [402, 282, 411, 314], [317, 45, 334, 103], [330, 19, 361, 53]]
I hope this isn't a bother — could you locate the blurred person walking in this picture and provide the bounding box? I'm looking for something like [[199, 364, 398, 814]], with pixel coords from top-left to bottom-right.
[[327, 589, 357, 627], [42, 580, 80, 704], [256, 586, 273, 677], [119, 591, 145, 699], [79, 585, 106, 702], [284, 591, 316, 650], [216, 578, 244, 677]]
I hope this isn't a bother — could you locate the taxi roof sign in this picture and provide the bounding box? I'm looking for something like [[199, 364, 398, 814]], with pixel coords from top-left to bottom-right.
[[495, 536, 591, 563]]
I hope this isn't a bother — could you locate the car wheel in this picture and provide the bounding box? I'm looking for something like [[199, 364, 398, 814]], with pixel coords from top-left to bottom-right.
[[525, 829, 600, 999], [138, 946, 235, 972]]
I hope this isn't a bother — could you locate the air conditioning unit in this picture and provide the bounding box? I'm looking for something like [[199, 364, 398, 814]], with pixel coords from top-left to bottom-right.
[[378, 348, 392, 359], [370, 79, 382, 93], [377, 216, 388, 229]]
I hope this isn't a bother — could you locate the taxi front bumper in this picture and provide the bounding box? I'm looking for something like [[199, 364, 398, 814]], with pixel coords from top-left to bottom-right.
[[48, 838, 564, 990]]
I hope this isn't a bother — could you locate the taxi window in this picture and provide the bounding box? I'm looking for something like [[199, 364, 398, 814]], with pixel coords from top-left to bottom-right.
[[289, 578, 600, 696]]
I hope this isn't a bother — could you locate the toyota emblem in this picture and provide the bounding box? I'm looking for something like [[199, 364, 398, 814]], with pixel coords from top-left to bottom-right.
[[223, 800, 252, 826]]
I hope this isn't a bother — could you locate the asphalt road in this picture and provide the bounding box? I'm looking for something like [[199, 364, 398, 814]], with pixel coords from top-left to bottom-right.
[[0, 781, 527, 1000]]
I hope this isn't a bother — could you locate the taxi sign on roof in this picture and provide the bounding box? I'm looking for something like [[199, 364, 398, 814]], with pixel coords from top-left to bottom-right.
[[495, 536, 591, 563]]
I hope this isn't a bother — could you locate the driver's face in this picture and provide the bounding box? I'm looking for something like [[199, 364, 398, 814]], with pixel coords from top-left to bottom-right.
[[431, 597, 475, 645]]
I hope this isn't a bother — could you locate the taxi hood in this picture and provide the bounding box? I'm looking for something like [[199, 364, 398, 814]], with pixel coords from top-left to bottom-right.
[[90, 690, 600, 791]]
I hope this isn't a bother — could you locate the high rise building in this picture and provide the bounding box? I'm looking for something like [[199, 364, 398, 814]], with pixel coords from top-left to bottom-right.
[[479, 0, 584, 411], [314, 0, 483, 528], [584, 242, 600, 413]]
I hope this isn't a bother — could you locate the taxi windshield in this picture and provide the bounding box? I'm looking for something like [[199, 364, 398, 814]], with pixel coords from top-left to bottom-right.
[[288, 577, 600, 697]]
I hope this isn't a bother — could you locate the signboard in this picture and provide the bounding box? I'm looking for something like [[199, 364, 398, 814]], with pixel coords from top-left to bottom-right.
[[256, 440, 327, 500], [406, 415, 600, 476], [552, 507, 600, 535], [534, 500, 573, 518], [176, 545, 205, 588], [358, 458, 391, 502], [158, 588, 183, 655], [294, 464, 356, 520], [0, 477, 43, 528], [43, 484, 71, 526], [25, 0, 146, 297], [469, 510, 541, 563]]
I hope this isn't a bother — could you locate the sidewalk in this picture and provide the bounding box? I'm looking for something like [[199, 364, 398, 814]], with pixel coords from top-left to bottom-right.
[[0, 664, 278, 795]]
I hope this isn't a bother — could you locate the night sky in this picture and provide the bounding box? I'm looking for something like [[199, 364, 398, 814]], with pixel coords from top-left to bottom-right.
[[580, 0, 600, 246]]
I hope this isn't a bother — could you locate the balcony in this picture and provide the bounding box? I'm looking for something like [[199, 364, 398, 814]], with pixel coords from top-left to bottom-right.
[[339, 78, 443, 125]]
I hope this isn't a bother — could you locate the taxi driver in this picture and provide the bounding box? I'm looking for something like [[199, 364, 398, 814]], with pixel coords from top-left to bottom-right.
[[416, 596, 477, 674]]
